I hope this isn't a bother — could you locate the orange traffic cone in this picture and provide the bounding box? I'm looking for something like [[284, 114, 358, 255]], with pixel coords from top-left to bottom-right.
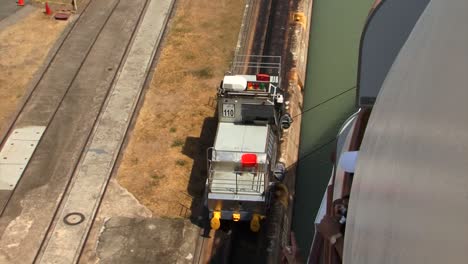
[[17, 0, 24, 6], [44, 2, 52, 15]]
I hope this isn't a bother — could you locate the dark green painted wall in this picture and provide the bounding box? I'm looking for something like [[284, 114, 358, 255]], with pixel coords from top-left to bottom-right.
[[292, 0, 375, 256]]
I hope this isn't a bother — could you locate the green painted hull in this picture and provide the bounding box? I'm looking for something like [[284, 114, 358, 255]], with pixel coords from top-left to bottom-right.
[[292, 0, 376, 256]]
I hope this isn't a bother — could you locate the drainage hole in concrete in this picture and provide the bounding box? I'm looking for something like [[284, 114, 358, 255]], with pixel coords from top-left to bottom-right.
[[64, 212, 85, 225]]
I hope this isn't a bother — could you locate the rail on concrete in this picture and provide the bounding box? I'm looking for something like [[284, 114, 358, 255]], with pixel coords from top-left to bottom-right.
[[35, 0, 174, 262]]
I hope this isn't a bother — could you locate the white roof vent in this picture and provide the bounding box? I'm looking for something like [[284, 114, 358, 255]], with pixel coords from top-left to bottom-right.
[[222, 76, 247, 91]]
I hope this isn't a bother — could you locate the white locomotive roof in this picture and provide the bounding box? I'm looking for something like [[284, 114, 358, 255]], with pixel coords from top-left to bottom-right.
[[214, 122, 268, 153], [222, 75, 247, 91]]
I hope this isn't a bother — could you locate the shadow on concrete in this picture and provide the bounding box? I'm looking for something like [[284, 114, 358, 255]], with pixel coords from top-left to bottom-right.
[[203, 221, 266, 264]]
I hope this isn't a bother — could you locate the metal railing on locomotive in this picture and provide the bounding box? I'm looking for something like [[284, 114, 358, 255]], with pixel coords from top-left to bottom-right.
[[218, 79, 282, 102], [230, 55, 281, 80], [220, 55, 286, 135], [206, 148, 270, 195]]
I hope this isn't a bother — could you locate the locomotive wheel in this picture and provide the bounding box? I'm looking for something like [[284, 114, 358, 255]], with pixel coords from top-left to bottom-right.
[[275, 183, 289, 208], [250, 214, 262, 232], [211, 211, 221, 230]]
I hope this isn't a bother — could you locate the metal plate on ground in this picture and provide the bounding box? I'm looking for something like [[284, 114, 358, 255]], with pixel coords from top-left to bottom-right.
[[0, 165, 26, 190], [0, 139, 38, 164], [0, 126, 45, 190], [8, 126, 45, 141]]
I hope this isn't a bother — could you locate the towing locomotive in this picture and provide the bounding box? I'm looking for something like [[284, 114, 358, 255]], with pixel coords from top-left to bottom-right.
[[205, 56, 290, 232]]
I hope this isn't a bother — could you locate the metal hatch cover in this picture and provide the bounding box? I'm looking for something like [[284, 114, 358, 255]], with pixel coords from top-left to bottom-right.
[[214, 122, 268, 153], [0, 126, 45, 190]]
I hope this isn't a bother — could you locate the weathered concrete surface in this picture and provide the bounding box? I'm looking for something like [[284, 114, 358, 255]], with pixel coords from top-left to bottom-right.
[[95, 179, 153, 219], [12, 0, 121, 127], [97, 217, 198, 264], [79, 179, 152, 264], [0, 0, 24, 22], [36, 0, 174, 262], [0, 0, 148, 262], [0, 0, 119, 210], [0, 5, 33, 31]]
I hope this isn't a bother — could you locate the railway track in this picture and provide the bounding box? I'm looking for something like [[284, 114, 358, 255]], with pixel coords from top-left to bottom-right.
[[0, 0, 173, 262], [194, 0, 294, 263], [0, 0, 120, 214]]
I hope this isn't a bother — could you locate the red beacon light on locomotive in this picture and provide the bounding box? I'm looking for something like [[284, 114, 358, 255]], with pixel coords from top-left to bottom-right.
[[222, 74, 272, 91], [241, 153, 258, 168], [246, 73, 270, 90], [256, 73, 270, 82]]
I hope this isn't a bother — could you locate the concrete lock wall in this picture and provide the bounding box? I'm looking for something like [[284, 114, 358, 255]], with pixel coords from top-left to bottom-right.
[[269, 0, 315, 259]]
